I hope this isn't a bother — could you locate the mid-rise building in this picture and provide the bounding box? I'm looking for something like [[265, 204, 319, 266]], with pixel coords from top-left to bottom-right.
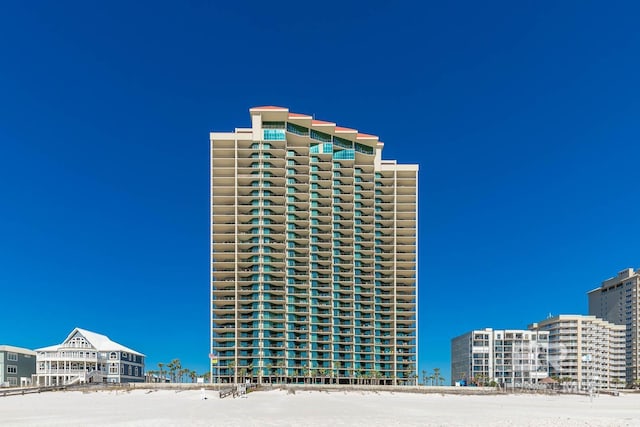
[[210, 106, 418, 385], [588, 267, 640, 383], [529, 315, 625, 390], [0, 346, 36, 387], [34, 328, 145, 386], [451, 328, 549, 387]]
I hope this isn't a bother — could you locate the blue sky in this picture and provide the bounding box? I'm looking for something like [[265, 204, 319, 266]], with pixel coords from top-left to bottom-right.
[[1, 1, 640, 381]]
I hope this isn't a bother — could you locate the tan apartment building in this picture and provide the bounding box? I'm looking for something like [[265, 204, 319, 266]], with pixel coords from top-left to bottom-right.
[[588, 268, 640, 384], [210, 106, 418, 385], [529, 315, 625, 390]]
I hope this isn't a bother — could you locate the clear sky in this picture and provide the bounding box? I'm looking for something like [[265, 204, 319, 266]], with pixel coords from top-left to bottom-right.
[[1, 1, 640, 382]]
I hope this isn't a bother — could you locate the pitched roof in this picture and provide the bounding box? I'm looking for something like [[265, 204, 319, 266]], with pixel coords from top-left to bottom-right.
[[35, 327, 144, 356], [334, 126, 357, 133], [0, 345, 36, 355], [357, 132, 378, 139]]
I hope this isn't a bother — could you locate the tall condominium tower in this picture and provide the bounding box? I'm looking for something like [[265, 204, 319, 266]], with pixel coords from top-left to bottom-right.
[[588, 268, 640, 384], [210, 106, 418, 385]]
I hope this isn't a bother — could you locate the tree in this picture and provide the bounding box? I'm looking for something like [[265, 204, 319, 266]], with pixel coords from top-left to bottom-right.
[[422, 369, 427, 386], [173, 359, 182, 382], [228, 361, 236, 384], [247, 363, 254, 383], [374, 370, 382, 386], [157, 363, 165, 383], [166, 359, 181, 383], [189, 370, 197, 383], [275, 360, 284, 384], [266, 363, 274, 384], [200, 371, 211, 383], [433, 368, 441, 386]]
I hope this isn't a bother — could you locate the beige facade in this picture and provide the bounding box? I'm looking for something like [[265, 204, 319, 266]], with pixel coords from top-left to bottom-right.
[[529, 315, 625, 390], [450, 328, 549, 387], [588, 268, 640, 383], [210, 106, 418, 385]]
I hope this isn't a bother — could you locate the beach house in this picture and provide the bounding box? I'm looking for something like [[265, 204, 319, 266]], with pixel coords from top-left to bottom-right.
[[34, 327, 145, 386]]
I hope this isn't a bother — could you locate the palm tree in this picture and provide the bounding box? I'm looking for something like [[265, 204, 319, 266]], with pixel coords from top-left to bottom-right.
[[189, 370, 197, 383], [200, 371, 211, 383], [422, 369, 427, 386], [266, 363, 273, 384], [169, 359, 182, 383], [157, 363, 165, 383], [433, 368, 441, 386], [275, 360, 284, 384], [319, 368, 328, 385], [228, 361, 236, 384], [180, 368, 189, 383]]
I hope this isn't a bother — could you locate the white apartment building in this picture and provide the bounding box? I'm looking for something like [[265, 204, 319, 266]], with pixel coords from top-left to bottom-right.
[[210, 106, 418, 385], [34, 328, 145, 386], [529, 315, 625, 390], [451, 328, 549, 387], [588, 267, 640, 383]]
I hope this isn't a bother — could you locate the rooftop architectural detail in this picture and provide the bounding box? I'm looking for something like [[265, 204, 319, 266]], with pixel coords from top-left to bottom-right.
[[210, 107, 418, 385]]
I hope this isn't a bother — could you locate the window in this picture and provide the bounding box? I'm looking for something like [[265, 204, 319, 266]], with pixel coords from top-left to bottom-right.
[[109, 364, 118, 374], [287, 122, 309, 136], [263, 121, 285, 129], [128, 365, 132, 375], [7, 365, 17, 374], [263, 129, 286, 141], [7, 352, 17, 362], [109, 352, 117, 360], [310, 129, 332, 143]]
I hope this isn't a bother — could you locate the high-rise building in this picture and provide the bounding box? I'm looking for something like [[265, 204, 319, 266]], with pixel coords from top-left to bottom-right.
[[450, 328, 549, 387], [210, 106, 418, 385], [529, 315, 626, 390], [588, 268, 640, 384]]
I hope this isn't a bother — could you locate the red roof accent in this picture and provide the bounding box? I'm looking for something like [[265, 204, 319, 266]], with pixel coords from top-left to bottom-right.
[[357, 133, 378, 139], [335, 126, 357, 133], [288, 112, 311, 118], [312, 120, 335, 125], [250, 106, 288, 110]]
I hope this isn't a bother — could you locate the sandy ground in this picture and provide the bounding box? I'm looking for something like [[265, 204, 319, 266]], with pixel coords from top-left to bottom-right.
[[1, 388, 639, 427]]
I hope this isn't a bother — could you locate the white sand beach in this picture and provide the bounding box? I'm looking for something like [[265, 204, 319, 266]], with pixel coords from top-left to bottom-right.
[[1, 388, 639, 427]]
